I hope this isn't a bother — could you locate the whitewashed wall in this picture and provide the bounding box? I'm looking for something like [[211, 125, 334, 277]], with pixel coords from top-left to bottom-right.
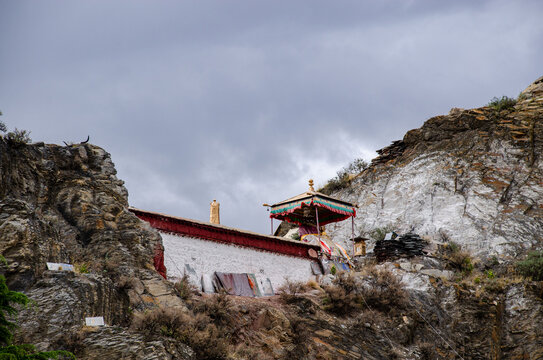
[[161, 232, 317, 293]]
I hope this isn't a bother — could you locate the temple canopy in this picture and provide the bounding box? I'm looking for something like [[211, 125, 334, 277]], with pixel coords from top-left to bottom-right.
[[268, 180, 356, 226]]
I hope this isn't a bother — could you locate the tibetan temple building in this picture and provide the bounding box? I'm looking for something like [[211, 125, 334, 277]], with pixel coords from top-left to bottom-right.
[[131, 180, 357, 296]]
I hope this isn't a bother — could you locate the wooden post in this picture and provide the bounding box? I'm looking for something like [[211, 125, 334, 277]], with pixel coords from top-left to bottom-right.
[[351, 216, 355, 256], [315, 206, 320, 239]]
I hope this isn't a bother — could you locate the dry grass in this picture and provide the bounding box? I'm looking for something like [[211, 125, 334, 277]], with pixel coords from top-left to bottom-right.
[[174, 274, 198, 300], [417, 341, 438, 360], [285, 315, 311, 358], [322, 268, 408, 316], [358, 267, 408, 312], [131, 307, 229, 360], [277, 279, 310, 304], [193, 292, 233, 327], [116, 275, 140, 290]]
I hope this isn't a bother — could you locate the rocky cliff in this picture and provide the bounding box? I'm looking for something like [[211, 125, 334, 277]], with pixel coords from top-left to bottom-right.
[[0, 76, 542, 360], [0, 140, 191, 358], [328, 76, 543, 260]]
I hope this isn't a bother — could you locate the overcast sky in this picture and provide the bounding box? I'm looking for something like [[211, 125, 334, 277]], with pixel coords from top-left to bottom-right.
[[1, 0, 542, 234]]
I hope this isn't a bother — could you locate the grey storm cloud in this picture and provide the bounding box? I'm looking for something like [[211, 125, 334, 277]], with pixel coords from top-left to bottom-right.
[[1, 0, 542, 233]]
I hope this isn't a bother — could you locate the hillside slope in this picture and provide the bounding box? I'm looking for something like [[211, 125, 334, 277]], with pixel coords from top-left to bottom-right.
[[0, 77, 542, 360], [0, 140, 191, 358], [328, 76, 543, 260]]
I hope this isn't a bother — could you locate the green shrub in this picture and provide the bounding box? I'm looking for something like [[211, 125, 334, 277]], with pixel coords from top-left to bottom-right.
[[516, 251, 543, 281], [0, 121, 6, 133], [486, 270, 495, 279], [77, 263, 89, 274], [0, 265, 74, 359], [444, 242, 474, 276], [487, 96, 517, 112]]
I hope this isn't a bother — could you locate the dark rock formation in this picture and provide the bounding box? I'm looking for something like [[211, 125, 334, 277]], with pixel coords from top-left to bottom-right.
[[0, 140, 187, 358], [374, 233, 427, 261]]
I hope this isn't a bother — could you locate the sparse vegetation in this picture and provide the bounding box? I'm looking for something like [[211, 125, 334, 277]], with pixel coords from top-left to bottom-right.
[[285, 315, 310, 358], [132, 307, 228, 359], [487, 96, 517, 112], [0, 256, 75, 359], [278, 279, 310, 304], [194, 292, 233, 327], [443, 242, 474, 276], [174, 274, 198, 300], [358, 267, 408, 312], [76, 263, 89, 274], [370, 226, 395, 241], [516, 251, 543, 281], [319, 158, 369, 195], [322, 268, 408, 316], [5, 128, 32, 146]]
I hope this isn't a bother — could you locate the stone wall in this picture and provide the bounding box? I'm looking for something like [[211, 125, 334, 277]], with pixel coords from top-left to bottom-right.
[[161, 231, 317, 292]]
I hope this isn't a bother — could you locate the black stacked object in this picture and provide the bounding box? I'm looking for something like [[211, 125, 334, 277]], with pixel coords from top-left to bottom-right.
[[374, 232, 427, 262]]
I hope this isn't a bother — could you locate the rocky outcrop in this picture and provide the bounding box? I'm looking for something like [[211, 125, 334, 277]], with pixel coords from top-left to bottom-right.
[[328, 76, 543, 260], [1, 76, 542, 360], [0, 140, 187, 358]]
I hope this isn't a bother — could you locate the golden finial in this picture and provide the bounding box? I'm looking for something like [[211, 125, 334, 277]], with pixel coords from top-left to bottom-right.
[[309, 179, 315, 191]]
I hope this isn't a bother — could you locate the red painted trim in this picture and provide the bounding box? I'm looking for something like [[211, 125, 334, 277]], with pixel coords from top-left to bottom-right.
[[130, 208, 320, 260]]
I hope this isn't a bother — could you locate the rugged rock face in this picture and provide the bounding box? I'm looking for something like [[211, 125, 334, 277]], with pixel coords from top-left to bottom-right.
[[0, 140, 188, 358], [1, 76, 542, 360], [329, 76, 543, 259], [319, 76, 543, 358]]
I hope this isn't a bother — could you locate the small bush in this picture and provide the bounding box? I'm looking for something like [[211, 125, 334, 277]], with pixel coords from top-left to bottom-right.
[[359, 267, 408, 312], [174, 274, 198, 300], [320, 158, 368, 194], [483, 278, 506, 294], [487, 96, 517, 112], [278, 279, 309, 304], [194, 292, 233, 327], [117, 275, 139, 290], [76, 263, 89, 274], [516, 251, 543, 281], [132, 307, 228, 359], [444, 242, 474, 276], [323, 269, 408, 315], [5, 128, 31, 146], [370, 226, 395, 241], [322, 281, 360, 315], [0, 120, 6, 133]]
